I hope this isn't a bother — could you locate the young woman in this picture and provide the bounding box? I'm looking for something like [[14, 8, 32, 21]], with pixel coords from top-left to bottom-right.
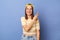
[[21, 3, 40, 40]]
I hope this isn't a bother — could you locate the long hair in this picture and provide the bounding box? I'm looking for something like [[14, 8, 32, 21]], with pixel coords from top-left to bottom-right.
[[25, 3, 34, 20]]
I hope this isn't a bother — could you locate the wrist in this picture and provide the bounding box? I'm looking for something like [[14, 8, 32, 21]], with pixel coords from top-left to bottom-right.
[[37, 38, 39, 40], [33, 16, 38, 20]]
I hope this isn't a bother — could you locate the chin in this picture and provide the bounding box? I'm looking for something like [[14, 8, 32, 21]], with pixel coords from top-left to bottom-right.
[[28, 15, 31, 16], [27, 14, 31, 16]]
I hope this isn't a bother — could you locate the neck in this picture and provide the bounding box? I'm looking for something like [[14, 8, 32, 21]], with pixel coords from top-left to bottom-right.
[[27, 15, 31, 19]]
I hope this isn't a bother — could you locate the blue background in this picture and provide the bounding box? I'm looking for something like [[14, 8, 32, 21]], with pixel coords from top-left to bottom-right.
[[0, 0, 60, 40]]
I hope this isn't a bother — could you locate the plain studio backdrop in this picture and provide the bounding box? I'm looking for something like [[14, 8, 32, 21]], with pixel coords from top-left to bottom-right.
[[0, 0, 60, 40]]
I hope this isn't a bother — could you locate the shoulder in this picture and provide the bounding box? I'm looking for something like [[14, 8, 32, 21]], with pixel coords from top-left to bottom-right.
[[21, 16, 26, 21], [21, 16, 25, 20]]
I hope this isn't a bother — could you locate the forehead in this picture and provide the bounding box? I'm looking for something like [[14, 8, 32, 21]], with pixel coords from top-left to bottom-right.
[[26, 5, 32, 8]]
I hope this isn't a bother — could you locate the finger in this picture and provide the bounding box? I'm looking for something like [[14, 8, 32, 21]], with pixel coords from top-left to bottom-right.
[[36, 13, 39, 16]]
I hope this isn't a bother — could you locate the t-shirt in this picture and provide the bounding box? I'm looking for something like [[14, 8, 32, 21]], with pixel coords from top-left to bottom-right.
[[21, 17, 40, 34]]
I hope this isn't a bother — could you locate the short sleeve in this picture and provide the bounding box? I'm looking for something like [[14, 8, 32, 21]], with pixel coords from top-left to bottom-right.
[[21, 17, 26, 26], [36, 19, 40, 30]]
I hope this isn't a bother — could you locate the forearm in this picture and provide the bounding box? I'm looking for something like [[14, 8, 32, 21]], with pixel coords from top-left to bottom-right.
[[23, 20, 35, 32], [26, 16, 38, 31], [33, 15, 38, 21], [23, 15, 38, 32], [37, 30, 40, 40]]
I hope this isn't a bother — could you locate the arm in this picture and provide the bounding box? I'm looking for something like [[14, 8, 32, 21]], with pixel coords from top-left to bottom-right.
[[23, 13, 39, 32], [37, 30, 40, 40], [36, 20, 40, 40], [21, 13, 39, 32], [22, 20, 35, 32]]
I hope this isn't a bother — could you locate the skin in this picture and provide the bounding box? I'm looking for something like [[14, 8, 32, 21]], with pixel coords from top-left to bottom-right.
[[22, 5, 40, 40], [26, 5, 32, 16]]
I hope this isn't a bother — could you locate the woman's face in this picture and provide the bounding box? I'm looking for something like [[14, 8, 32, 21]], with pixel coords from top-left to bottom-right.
[[26, 5, 32, 16]]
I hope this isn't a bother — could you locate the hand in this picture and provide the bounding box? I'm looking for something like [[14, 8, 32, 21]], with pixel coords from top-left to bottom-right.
[[35, 12, 39, 17], [33, 12, 39, 21]]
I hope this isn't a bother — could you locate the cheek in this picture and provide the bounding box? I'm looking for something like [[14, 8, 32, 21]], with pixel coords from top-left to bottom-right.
[[30, 10, 32, 12], [26, 9, 29, 12], [26, 10, 32, 15]]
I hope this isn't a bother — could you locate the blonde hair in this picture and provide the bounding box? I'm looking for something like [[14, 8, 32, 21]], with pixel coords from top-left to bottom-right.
[[25, 3, 34, 8]]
